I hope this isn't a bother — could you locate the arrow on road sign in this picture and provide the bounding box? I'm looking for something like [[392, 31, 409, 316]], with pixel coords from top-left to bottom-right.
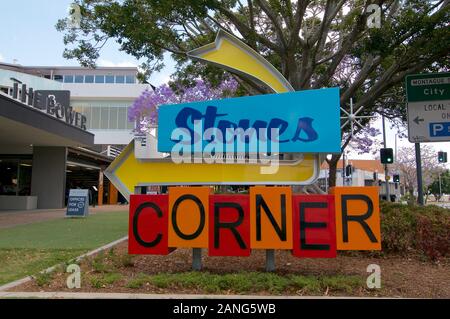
[[104, 141, 318, 200], [413, 116, 424, 125]]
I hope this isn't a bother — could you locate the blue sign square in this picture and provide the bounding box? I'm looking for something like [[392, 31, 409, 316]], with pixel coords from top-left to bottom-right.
[[157, 88, 341, 154]]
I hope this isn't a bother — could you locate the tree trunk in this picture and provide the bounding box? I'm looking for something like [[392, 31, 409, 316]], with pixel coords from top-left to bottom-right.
[[327, 153, 341, 188]]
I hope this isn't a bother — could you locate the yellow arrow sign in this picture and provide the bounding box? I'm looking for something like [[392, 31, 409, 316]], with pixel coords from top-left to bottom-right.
[[105, 141, 318, 199], [187, 30, 294, 93], [106, 30, 321, 199]]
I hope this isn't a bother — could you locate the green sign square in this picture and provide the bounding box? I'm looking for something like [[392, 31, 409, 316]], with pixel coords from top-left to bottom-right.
[[405, 73, 450, 102]]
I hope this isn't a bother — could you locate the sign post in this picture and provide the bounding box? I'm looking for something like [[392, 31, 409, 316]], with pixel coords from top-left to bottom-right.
[[66, 189, 89, 217], [406, 73, 450, 206]]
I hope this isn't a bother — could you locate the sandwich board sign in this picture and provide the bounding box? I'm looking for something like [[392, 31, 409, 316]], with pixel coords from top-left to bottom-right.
[[66, 189, 89, 217], [406, 72, 450, 143]]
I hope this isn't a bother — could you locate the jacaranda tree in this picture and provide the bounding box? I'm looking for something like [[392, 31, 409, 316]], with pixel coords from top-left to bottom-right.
[[57, 0, 450, 185]]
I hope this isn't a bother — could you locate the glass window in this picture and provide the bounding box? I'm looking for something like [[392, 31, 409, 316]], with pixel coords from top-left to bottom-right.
[[100, 107, 109, 129], [85, 75, 94, 83], [54, 75, 63, 82], [109, 107, 118, 129], [83, 106, 92, 129], [105, 75, 115, 83], [18, 160, 32, 196], [125, 75, 135, 84], [117, 107, 127, 129], [74, 75, 84, 83], [91, 107, 101, 129], [95, 75, 105, 83], [0, 160, 18, 195], [64, 75, 74, 83], [115, 75, 125, 84]]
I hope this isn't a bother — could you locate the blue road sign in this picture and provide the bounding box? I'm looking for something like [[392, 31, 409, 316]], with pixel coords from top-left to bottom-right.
[[429, 122, 450, 137]]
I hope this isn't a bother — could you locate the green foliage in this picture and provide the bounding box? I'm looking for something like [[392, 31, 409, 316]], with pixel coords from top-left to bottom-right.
[[380, 202, 450, 260], [427, 170, 450, 201], [57, 0, 449, 96], [0, 211, 128, 250], [126, 273, 152, 289], [134, 272, 363, 295], [89, 272, 122, 288], [33, 272, 54, 287], [0, 249, 85, 286]]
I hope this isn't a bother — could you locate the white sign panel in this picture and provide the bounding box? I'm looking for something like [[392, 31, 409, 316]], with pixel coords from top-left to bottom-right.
[[407, 100, 450, 143]]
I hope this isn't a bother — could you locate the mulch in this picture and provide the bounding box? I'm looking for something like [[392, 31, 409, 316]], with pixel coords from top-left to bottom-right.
[[8, 240, 450, 298]]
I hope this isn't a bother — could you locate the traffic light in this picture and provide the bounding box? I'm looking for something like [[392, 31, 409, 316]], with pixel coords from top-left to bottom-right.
[[345, 164, 353, 176], [373, 172, 378, 181], [380, 148, 394, 164], [393, 174, 400, 183], [438, 151, 448, 163]]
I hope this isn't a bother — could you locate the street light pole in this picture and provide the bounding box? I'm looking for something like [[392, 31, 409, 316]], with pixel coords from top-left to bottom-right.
[[382, 114, 390, 201]]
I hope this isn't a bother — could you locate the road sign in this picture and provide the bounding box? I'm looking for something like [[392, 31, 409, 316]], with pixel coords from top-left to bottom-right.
[[66, 189, 89, 217], [157, 88, 341, 154], [406, 73, 450, 142]]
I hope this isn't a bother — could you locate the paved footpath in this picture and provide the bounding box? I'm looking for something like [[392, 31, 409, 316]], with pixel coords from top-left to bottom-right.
[[0, 205, 129, 229], [0, 291, 381, 299]]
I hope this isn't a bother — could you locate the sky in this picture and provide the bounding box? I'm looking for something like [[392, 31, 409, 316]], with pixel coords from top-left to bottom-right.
[[0, 0, 448, 163]]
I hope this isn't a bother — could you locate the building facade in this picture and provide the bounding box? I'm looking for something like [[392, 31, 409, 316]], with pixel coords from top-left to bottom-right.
[[0, 63, 150, 210], [0, 63, 150, 150]]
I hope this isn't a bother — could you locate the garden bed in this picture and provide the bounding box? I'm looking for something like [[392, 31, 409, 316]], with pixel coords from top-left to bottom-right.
[[8, 241, 449, 298]]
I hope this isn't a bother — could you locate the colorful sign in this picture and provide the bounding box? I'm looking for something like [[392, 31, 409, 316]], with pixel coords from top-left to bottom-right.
[[105, 30, 325, 197], [157, 88, 341, 154], [128, 186, 381, 256]]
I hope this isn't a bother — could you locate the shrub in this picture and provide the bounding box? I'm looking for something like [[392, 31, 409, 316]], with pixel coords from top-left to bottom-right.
[[379, 202, 450, 260]]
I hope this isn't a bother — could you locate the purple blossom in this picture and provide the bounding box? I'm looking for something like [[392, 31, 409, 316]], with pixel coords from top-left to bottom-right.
[[129, 78, 239, 133]]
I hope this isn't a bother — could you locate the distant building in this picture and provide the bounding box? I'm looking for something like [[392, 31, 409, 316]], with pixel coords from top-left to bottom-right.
[[320, 159, 403, 201]]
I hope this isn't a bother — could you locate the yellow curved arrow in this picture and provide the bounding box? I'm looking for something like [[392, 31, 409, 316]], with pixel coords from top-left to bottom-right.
[[105, 141, 318, 199], [187, 30, 294, 93]]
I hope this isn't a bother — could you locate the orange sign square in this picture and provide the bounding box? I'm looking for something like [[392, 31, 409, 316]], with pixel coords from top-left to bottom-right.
[[330, 187, 381, 250], [168, 187, 211, 248]]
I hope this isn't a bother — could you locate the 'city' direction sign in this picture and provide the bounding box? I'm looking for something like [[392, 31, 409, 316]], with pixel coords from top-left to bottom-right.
[[406, 73, 450, 143]]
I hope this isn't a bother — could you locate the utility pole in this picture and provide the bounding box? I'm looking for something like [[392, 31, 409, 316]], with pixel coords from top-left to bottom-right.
[[415, 143, 424, 206], [342, 151, 346, 186], [382, 114, 390, 201]]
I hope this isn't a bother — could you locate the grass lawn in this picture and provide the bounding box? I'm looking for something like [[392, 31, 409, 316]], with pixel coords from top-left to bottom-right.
[[0, 211, 128, 285]]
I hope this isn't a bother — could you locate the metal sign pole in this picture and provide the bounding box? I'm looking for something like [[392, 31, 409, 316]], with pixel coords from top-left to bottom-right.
[[192, 248, 202, 271], [266, 250, 275, 272], [415, 143, 424, 205], [382, 114, 391, 201]]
